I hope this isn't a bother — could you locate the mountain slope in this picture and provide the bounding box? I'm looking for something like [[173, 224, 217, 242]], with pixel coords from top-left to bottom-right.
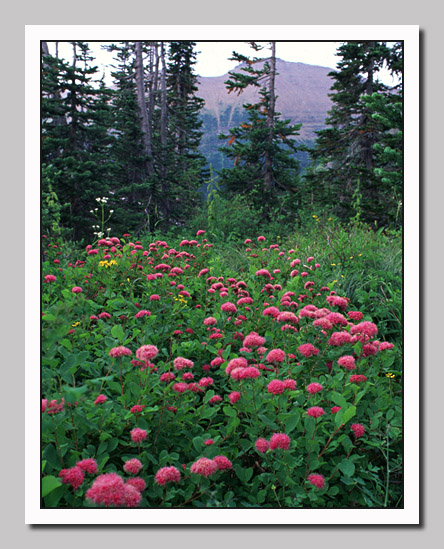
[[196, 58, 335, 172]]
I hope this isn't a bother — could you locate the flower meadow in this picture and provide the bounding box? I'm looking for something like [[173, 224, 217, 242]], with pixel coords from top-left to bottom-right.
[[41, 231, 402, 509]]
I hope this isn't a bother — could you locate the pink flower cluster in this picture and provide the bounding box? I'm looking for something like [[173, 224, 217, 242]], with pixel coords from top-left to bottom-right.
[[267, 379, 297, 395], [155, 466, 181, 486], [190, 456, 232, 477], [109, 346, 132, 358], [85, 472, 142, 507], [173, 357, 194, 371], [255, 433, 291, 452]]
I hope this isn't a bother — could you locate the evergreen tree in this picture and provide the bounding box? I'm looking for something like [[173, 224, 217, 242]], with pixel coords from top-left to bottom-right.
[[305, 41, 402, 225], [218, 42, 302, 219], [42, 42, 115, 241], [104, 42, 152, 235], [165, 41, 207, 227]]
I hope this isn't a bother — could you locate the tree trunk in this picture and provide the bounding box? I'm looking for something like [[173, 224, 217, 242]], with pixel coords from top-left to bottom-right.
[[160, 42, 170, 222], [264, 41, 276, 189], [134, 41, 154, 176]]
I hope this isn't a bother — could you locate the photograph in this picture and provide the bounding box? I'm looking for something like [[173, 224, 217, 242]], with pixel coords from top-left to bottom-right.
[[27, 26, 419, 524]]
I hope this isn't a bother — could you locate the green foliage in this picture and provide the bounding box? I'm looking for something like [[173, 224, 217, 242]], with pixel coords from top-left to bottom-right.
[[218, 42, 302, 219], [42, 42, 115, 241], [305, 41, 403, 227], [41, 224, 402, 509]]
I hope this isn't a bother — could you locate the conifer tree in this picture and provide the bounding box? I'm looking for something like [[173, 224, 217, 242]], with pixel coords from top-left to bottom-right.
[[165, 41, 207, 226], [218, 42, 302, 219], [42, 42, 114, 240], [305, 41, 402, 225]]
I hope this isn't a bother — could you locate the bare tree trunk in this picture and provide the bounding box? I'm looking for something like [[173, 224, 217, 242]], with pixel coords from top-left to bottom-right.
[[134, 41, 154, 176], [264, 41, 276, 189], [160, 42, 170, 222]]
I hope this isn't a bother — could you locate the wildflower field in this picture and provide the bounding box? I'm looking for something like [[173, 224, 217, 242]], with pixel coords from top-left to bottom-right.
[[41, 228, 403, 509]]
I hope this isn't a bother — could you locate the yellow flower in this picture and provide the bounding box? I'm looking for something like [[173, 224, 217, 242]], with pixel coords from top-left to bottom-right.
[[331, 263, 336, 266], [385, 373, 396, 379], [328, 217, 332, 221], [312, 215, 318, 218], [359, 253, 362, 257], [341, 275, 344, 278], [349, 256, 354, 259], [72, 321, 80, 327]]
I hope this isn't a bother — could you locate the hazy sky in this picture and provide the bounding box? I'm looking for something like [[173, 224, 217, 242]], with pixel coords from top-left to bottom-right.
[[47, 41, 398, 86]]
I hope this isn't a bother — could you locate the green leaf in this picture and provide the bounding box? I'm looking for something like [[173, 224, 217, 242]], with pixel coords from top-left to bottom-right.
[[285, 411, 300, 433], [192, 436, 204, 452], [111, 324, 125, 342], [42, 475, 62, 498], [330, 391, 347, 409], [339, 458, 355, 477], [342, 405, 356, 424]]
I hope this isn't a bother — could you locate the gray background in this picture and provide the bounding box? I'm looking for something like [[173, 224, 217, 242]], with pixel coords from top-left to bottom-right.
[[3, 1, 438, 547]]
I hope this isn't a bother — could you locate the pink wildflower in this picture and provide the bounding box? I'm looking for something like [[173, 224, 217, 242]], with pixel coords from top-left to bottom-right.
[[255, 438, 269, 453], [94, 395, 108, 406], [262, 306, 280, 318], [172, 382, 188, 393], [283, 379, 297, 390], [213, 455, 232, 470], [109, 346, 132, 358], [126, 477, 146, 492], [190, 457, 218, 478], [308, 473, 325, 489], [203, 316, 217, 326], [85, 473, 126, 507], [160, 372, 176, 382], [379, 341, 394, 351], [173, 357, 194, 370], [266, 348, 286, 363], [130, 404, 145, 414], [135, 310, 151, 318], [350, 321, 378, 338], [225, 357, 248, 374], [298, 343, 320, 357], [328, 331, 352, 346], [130, 428, 147, 443], [229, 391, 241, 404], [307, 406, 325, 418], [276, 311, 299, 324], [351, 423, 366, 438], [44, 274, 57, 283], [331, 406, 341, 414], [347, 311, 364, 321], [243, 332, 266, 347], [209, 395, 223, 404], [198, 377, 214, 387], [59, 467, 85, 491], [307, 382, 323, 394], [269, 433, 291, 450], [136, 344, 159, 361], [71, 286, 82, 293], [204, 439, 214, 446], [337, 355, 356, 370], [76, 458, 98, 475], [349, 374, 368, 384], [221, 302, 237, 314], [267, 379, 286, 395], [123, 458, 143, 475]]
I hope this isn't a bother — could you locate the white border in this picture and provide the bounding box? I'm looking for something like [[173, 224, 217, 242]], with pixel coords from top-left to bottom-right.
[[26, 25, 419, 524]]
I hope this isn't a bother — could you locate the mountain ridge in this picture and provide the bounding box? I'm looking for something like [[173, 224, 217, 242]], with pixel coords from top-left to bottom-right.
[[195, 58, 335, 171]]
